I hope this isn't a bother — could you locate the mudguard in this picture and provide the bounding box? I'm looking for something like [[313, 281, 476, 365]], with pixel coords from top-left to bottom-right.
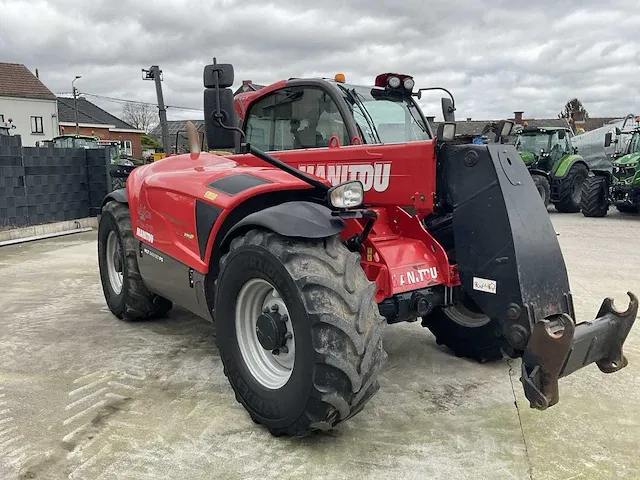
[[551, 154, 585, 178], [440, 143, 574, 340], [101, 188, 128, 208], [223, 201, 345, 245]]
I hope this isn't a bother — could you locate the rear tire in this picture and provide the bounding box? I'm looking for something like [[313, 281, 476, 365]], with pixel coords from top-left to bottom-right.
[[616, 205, 639, 214], [580, 175, 609, 217], [554, 163, 588, 213], [214, 229, 387, 437], [421, 291, 505, 363], [98, 201, 173, 320], [532, 174, 551, 207]]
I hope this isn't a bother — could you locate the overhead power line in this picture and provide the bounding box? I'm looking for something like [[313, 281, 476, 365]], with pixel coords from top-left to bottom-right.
[[57, 91, 204, 111]]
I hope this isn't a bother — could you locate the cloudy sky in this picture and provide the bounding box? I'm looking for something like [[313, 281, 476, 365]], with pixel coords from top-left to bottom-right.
[[2, 0, 639, 124]]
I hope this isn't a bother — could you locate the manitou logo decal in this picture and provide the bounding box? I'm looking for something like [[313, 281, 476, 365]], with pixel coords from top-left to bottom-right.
[[298, 162, 391, 192], [398, 267, 439, 286]]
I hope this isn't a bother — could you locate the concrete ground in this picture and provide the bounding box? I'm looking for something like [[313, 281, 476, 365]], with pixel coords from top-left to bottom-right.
[[1, 210, 639, 480]]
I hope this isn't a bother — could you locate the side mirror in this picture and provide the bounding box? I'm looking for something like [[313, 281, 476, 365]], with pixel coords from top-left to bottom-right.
[[203, 59, 239, 151], [441, 97, 455, 122], [495, 120, 514, 139], [604, 132, 612, 147], [436, 122, 456, 142], [558, 129, 566, 140]]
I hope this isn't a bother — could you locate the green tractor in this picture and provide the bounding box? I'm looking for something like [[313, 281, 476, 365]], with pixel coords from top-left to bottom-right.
[[581, 126, 640, 216], [515, 126, 588, 212]]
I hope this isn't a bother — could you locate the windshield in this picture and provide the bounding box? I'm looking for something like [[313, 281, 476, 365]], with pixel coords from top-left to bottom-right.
[[517, 133, 550, 153], [337, 84, 431, 144], [627, 132, 640, 154]]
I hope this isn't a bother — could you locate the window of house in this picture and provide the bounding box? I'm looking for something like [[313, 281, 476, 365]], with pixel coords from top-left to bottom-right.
[[244, 86, 348, 152], [120, 140, 133, 155], [30, 116, 44, 134]]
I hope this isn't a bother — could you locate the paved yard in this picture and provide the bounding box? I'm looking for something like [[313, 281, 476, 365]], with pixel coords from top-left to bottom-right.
[[1, 210, 639, 480]]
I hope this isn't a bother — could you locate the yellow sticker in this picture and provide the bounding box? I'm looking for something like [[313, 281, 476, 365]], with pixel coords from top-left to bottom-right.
[[183, 232, 195, 239], [366, 247, 373, 261], [204, 190, 218, 201]]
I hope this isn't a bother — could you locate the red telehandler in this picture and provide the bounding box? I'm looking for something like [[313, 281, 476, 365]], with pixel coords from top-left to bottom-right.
[[97, 59, 637, 437]]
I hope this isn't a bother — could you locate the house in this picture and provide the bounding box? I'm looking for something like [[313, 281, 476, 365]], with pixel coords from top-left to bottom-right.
[[233, 80, 266, 96], [0, 62, 59, 146], [56, 97, 146, 157], [149, 120, 207, 154]]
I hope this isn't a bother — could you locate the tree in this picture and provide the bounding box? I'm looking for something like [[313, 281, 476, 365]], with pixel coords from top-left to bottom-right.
[[559, 98, 589, 120], [141, 134, 163, 152], [121, 102, 157, 132]]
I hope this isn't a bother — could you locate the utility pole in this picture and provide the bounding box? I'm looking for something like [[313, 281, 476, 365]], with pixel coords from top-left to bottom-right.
[[72, 75, 82, 134], [142, 66, 170, 154]]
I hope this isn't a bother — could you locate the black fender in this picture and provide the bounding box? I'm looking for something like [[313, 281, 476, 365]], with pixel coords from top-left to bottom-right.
[[222, 201, 345, 248], [101, 188, 128, 209], [528, 168, 550, 181]]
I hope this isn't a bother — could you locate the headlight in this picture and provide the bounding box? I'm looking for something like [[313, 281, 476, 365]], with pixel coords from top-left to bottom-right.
[[403, 77, 415, 91], [328, 180, 364, 209], [387, 76, 401, 88]]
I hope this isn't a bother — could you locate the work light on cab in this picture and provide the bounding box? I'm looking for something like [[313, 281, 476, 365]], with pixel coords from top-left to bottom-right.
[[328, 180, 364, 209], [375, 73, 415, 93]]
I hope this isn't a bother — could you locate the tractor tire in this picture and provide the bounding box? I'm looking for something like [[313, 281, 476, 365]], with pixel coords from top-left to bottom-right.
[[580, 175, 609, 217], [554, 163, 588, 213], [214, 229, 387, 437], [98, 201, 173, 320], [421, 291, 505, 363], [616, 205, 640, 214], [532, 174, 551, 207]]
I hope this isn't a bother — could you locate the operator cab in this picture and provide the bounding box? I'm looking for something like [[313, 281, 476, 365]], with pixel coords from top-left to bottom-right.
[[238, 72, 435, 154]]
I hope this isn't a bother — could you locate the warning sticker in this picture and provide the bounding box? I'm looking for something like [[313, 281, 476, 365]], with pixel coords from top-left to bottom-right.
[[473, 277, 497, 294]]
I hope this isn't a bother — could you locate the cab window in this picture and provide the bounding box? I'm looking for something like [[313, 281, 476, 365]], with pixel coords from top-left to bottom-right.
[[244, 86, 348, 152]]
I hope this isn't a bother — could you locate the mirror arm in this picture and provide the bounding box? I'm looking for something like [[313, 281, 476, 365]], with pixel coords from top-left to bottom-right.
[[415, 87, 456, 112]]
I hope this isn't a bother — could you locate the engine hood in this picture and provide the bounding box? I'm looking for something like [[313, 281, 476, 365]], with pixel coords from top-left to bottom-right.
[[613, 152, 640, 167], [519, 151, 536, 165]]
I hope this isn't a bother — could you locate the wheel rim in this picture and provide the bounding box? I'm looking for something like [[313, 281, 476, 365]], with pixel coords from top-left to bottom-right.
[[444, 295, 490, 328], [235, 278, 295, 390], [106, 231, 124, 295]]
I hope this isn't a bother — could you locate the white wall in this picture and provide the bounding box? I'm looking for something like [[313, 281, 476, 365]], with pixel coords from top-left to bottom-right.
[[0, 96, 59, 146]]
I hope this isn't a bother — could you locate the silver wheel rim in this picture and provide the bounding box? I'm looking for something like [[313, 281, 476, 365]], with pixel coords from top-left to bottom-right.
[[106, 231, 123, 295], [444, 302, 490, 328], [235, 278, 295, 389]]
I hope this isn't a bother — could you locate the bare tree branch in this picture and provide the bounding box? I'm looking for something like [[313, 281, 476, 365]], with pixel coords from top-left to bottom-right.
[[121, 102, 158, 132]]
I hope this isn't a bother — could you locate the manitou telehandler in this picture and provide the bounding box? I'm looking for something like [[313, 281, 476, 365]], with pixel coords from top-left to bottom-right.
[[97, 59, 637, 437]]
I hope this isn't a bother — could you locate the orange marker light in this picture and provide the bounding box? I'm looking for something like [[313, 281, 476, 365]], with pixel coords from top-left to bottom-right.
[[334, 73, 346, 83]]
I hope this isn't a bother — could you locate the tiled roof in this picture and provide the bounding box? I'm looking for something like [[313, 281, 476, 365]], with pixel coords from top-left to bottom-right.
[[233, 81, 266, 96], [56, 97, 137, 129], [148, 120, 206, 138], [0, 62, 57, 101]]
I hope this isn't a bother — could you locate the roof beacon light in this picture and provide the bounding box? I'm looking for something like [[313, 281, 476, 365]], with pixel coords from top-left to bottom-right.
[[335, 73, 346, 83]]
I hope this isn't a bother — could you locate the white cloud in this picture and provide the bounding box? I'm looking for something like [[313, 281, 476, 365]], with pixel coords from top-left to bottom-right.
[[1, 0, 639, 122]]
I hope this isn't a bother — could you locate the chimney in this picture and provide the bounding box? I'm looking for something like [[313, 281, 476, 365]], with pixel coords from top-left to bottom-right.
[[514, 111, 523, 124], [466, 117, 471, 121]]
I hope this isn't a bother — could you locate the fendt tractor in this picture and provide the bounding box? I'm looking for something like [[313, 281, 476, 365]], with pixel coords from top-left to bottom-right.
[[514, 125, 588, 211], [97, 58, 638, 437], [580, 118, 640, 217]]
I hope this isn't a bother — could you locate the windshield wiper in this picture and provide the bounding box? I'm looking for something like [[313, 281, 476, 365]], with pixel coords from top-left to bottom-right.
[[263, 90, 304, 110], [339, 86, 381, 143]]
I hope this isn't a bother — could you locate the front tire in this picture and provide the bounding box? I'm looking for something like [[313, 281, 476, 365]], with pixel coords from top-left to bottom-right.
[[532, 174, 551, 207], [214, 229, 387, 437], [554, 163, 588, 213], [98, 201, 173, 320], [421, 291, 505, 363], [580, 175, 609, 217]]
